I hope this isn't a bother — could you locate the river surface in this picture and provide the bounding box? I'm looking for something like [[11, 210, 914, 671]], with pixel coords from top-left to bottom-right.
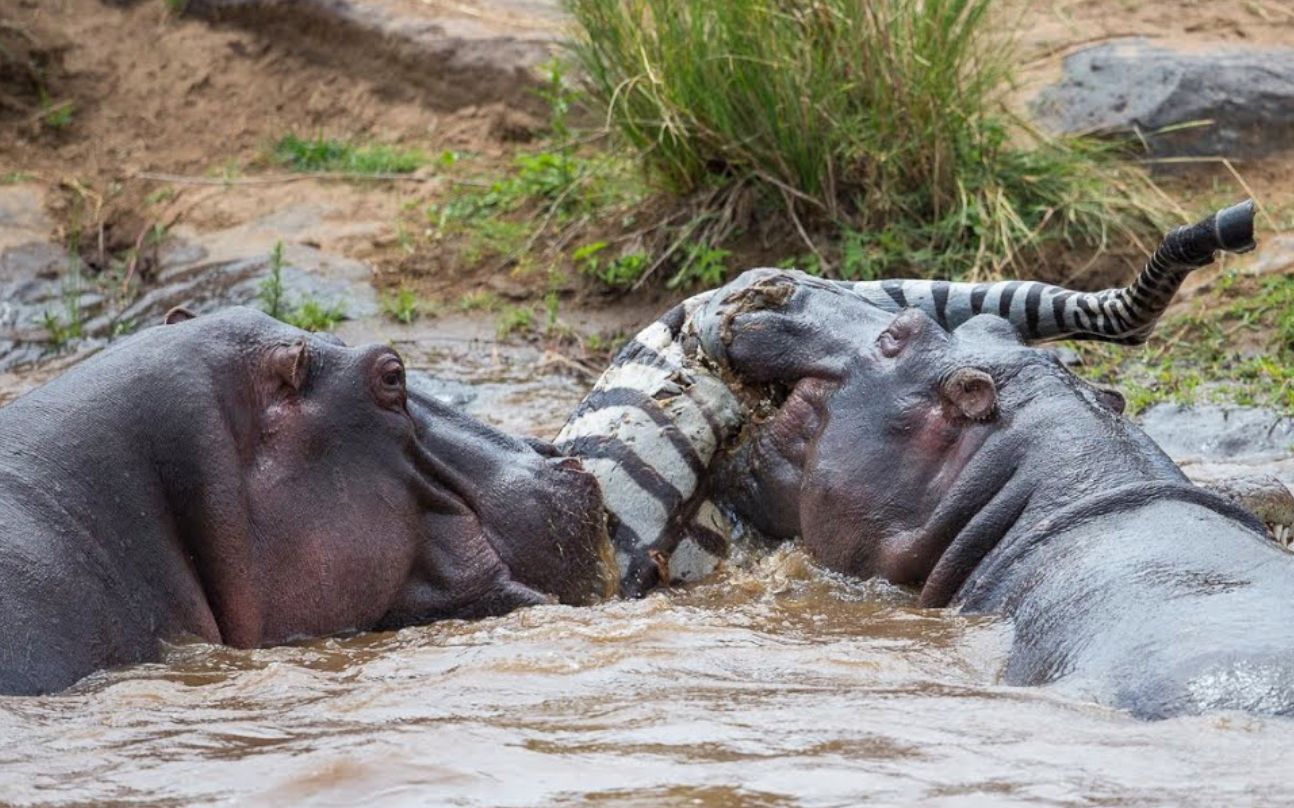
[[3, 348, 1294, 807]]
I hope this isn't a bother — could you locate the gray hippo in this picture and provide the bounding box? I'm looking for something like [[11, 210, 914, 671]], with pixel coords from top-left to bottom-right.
[[0, 307, 613, 695], [561, 201, 1258, 596], [701, 263, 1294, 718]]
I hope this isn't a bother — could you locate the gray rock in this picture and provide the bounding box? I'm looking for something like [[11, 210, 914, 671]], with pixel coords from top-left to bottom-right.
[[1033, 38, 1294, 158], [0, 234, 378, 372], [181, 0, 560, 113], [1139, 403, 1294, 463]]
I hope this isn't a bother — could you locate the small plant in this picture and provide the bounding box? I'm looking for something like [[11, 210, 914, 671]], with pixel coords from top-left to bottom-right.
[[162, 0, 188, 13], [574, 241, 649, 289], [495, 305, 534, 340], [667, 242, 730, 290], [572, 240, 608, 272], [258, 242, 289, 320], [40, 309, 80, 351], [144, 187, 177, 207], [257, 242, 347, 332], [39, 97, 74, 130], [41, 253, 85, 352], [110, 318, 138, 339], [535, 58, 578, 146], [271, 134, 427, 174], [146, 223, 168, 248], [1, 172, 32, 184], [382, 287, 420, 325], [837, 230, 881, 282], [456, 290, 502, 312], [286, 299, 347, 333], [543, 290, 561, 334]]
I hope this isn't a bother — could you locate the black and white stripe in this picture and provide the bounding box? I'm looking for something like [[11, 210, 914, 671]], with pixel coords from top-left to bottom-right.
[[554, 294, 746, 596], [845, 199, 1256, 344]]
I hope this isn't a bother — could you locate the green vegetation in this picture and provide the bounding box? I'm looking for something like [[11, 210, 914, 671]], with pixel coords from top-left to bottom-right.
[[573, 241, 649, 289], [430, 149, 642, 237], [41, 251, 85, 352], [1, 172, 33, 185], [456, 290, 503, 312], [495, 304, 535, 340], [257, 242, 347, 332], [38, 96, 74, 130], [271, 134, 427, 174], [381, 287, 426, 325], [668, 242, 731, 289], [144, 187, 177, 207], [422, 60, 657, 288], [1077, 271, 1294, 417], [566, 0, 1164, 282]]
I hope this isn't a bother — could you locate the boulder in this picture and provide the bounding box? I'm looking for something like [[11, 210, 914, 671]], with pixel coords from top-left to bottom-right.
[[180, 0, 561, 113], [1033, 38, 1294, 158], [0, 199, 379, 373]]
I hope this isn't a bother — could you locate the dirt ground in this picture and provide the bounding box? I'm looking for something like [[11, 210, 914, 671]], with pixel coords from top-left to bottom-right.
[[2, 0, 1294, 323]]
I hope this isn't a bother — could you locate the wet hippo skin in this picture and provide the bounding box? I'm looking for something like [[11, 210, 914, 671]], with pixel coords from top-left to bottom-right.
[[707, 273, 1294, 718], [0, 307, 612, 695]]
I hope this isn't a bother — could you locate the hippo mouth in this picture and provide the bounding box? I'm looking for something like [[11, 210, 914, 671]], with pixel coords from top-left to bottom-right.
[[404, 389, 617, 609]]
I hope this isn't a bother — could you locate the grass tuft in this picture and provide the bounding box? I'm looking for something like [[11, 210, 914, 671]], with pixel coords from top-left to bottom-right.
[[272, 134, 427, 175], [566, 0, 1166, 280], [257, 242, 347, 332]]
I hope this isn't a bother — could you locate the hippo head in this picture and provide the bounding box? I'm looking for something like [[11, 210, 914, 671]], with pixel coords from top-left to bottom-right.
[[155, 307, 613, 646], [703, 271, 1175, 607], [791, 308, 1174, 606]]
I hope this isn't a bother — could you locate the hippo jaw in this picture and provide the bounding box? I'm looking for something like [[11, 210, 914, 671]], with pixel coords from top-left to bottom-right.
[[402, 388, 617, 611]]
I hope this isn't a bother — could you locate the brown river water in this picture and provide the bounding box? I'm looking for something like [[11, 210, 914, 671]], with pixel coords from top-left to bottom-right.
[[3, 349, 1294, 806]]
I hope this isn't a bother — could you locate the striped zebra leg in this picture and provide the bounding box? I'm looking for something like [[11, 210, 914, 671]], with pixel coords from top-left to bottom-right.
[[553, 292, 747, 597], [842, 199, 1256, 345]]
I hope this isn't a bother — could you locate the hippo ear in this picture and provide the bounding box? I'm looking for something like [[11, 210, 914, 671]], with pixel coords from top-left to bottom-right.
[[164, 306, 197, 325], [940, 368, 997, 422], [268, 340, 310, 392]]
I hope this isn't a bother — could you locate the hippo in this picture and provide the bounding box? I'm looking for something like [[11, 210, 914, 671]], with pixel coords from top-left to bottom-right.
[[560, 200, 1258, 596], [0, 307, 613, 696], [700, 265, 1294, 718]]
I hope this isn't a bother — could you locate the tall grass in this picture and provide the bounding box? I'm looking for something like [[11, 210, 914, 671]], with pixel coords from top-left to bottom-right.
[[566, 0, 1165, 280]]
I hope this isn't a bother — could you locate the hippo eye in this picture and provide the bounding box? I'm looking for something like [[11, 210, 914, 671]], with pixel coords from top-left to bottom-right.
[[374, 355, 407, 410]]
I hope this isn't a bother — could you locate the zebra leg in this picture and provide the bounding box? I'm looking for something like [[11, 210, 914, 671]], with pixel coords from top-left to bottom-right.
[[838, 199, 1256, 344], [553, 294, 747, 597]]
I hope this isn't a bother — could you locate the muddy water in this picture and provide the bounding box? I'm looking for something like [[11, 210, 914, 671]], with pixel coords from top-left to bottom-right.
[[4, 354, 1294, 807]]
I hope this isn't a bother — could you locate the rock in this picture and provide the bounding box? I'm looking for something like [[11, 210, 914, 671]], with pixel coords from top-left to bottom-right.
[[0, 185, 54, 254], [0, 202, 380, 372], [1138, 403, 1294, 464], [1138, 403, 1294, 547], [1244, 234, 1294, 278], [180, 0, 561, 113], [1033, 39, 1294, 158], [1191, 469, 1294, 549]]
